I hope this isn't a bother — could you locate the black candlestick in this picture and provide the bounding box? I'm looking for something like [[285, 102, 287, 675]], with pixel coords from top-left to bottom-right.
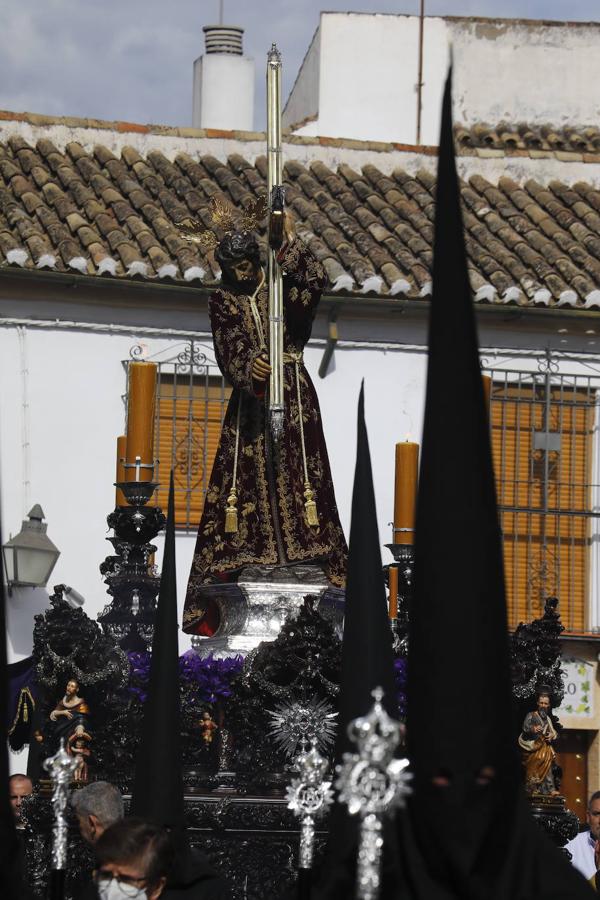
[[98, 479, 165, 650]]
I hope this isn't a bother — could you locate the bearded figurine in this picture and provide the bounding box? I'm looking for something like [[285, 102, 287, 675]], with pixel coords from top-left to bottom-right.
[[180, 199, 347, 636], [518, 687, 560, 796], [49, 677, 90, 744]]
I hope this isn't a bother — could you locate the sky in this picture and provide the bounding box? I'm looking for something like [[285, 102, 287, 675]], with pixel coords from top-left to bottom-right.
[[0, 1, 598, 131]]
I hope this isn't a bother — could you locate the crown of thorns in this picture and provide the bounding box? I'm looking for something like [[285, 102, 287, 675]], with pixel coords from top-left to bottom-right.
[[176, 194, 268, 253]]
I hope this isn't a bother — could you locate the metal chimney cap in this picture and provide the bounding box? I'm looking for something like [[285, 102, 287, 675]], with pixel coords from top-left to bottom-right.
[[203, 25, 244, 56]]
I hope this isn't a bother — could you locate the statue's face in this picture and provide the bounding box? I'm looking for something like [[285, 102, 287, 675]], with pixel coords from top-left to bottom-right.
[[537, 694, 550, 713], [66, 680, 78, 696], [225, 258, 260, 288]]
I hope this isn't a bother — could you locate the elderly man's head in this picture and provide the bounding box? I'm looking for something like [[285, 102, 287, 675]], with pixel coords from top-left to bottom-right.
[[9, 773, 33, 825], [70, 781, 124, 844]]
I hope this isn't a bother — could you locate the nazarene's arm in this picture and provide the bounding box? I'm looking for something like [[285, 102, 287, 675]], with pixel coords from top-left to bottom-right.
[[209, 291, 265, 397], [279, 238, 327, 293], [279, 239, 328, 339]]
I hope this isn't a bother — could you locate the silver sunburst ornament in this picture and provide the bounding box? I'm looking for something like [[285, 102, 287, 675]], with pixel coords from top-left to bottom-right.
[[267, 695, 337, 758], [336, 687, 412, 900]]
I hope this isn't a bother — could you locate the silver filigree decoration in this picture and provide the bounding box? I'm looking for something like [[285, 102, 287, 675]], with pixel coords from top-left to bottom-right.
[[270, 407, 284, 444], [287, 742, 334, 869], [267, 696, 337, 758], [336, 687, 412, 900], [44, 740, 79, 870]]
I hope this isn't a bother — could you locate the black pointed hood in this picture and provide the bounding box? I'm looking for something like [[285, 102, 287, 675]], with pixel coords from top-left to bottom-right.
[[336, 382, 397, 757], [397, 68, 595, 899], [315, 384, 398, 896], [408, 68, 514, 789], [131, 472, 184, 828]]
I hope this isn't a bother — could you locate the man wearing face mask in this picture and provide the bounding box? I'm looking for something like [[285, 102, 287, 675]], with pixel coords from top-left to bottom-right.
[[183, 206, 347, 637], [91, 817, 172, 900]]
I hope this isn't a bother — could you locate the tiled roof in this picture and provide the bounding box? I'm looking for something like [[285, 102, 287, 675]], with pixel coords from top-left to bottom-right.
[[2, 121, 600, 309], [455, 123, 600, 163]]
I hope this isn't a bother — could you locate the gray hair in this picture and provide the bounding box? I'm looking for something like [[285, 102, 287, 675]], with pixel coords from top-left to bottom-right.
[[70, 781, 124, 828]]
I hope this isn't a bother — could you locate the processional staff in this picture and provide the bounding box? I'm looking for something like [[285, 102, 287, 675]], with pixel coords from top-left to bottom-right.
[[266, 43, 285, 442], [44, 739, 79, 899]]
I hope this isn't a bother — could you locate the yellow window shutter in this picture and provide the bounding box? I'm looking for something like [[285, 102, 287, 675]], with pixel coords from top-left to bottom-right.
[[153, 377, 232, 531], [490, 380, 593, 633]]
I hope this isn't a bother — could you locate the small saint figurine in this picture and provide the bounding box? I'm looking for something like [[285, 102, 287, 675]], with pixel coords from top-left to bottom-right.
[[200, 711, 218, 748], [49, 678, 90, 745], [68, 731, 92, 783], [518, 687, 560, 795]]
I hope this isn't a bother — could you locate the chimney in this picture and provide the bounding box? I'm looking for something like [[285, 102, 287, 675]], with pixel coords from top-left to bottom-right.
[[192, 24, 255, 131]]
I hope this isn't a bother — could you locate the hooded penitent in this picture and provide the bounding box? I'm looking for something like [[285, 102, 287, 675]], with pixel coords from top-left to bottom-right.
[[334, 384, 397, 758], [131, 472, 185, 830], [395, 69, 594, 899], [314, 384, 398, 896], [131, 474, 229, 899]]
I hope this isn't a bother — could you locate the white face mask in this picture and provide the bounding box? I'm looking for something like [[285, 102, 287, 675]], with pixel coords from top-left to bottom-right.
[[97, 877, 148, 900]]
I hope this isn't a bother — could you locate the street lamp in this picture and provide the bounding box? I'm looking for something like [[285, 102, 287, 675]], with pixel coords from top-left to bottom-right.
[[2, 504, 60, 589]]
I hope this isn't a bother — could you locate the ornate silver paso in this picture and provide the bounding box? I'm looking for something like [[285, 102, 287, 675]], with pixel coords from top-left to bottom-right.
[[336, 687, 412, 900], [286, 741, 334, 870], [44, 739, 79, 870]]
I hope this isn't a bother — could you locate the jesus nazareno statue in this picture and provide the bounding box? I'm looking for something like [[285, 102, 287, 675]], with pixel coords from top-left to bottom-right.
[[181, 203, 347, 636]]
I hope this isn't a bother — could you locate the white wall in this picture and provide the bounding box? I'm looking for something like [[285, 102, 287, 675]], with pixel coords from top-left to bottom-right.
[[449, 18, 600, 132], [3, 309, 600, 663], [282, 26, 320, 131], [0, 316, 431, 660], [192, 54, 254, 131], [285, 13, 600, 145]]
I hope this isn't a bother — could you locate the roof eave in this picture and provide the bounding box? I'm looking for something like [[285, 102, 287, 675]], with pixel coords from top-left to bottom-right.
[[0, 266, 599, 322]]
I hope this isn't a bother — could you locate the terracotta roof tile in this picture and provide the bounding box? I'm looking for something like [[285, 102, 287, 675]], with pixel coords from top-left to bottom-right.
[[455, 122, 600, 159], [87, 241, 113, 267], [0, 132, 600, 306], [116, 241, 146, 269]]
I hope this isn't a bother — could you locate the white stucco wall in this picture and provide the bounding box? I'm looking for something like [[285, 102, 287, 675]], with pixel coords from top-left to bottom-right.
[[192, 53, 254, 131], [285, 13, 600, 145], [3, 302, 600, 668], [1, 320, 428, 662], [448, 18, 600, 132], [283, 26, 320, 131]]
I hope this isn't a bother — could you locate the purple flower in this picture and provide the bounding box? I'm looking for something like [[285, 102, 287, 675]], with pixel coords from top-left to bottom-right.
[[126, 650, 243, 707]]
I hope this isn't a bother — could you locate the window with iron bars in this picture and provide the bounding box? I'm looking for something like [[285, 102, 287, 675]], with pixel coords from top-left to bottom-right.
[[125, 343, 231, 533], [487, 363, 600, 634]]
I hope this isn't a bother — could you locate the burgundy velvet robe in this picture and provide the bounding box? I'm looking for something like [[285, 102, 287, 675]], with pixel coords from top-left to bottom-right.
[[183, 240, 347, 634]]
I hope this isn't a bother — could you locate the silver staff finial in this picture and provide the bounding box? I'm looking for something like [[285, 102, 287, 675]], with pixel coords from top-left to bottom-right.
[[44, 739, 79, 871], [287, 740, 334, 869], [336, 687, 412, 900], [268, 43, 281, 63]]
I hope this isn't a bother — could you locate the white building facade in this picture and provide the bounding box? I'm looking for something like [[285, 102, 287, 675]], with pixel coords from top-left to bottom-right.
[[285, 14, 600, 146]]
